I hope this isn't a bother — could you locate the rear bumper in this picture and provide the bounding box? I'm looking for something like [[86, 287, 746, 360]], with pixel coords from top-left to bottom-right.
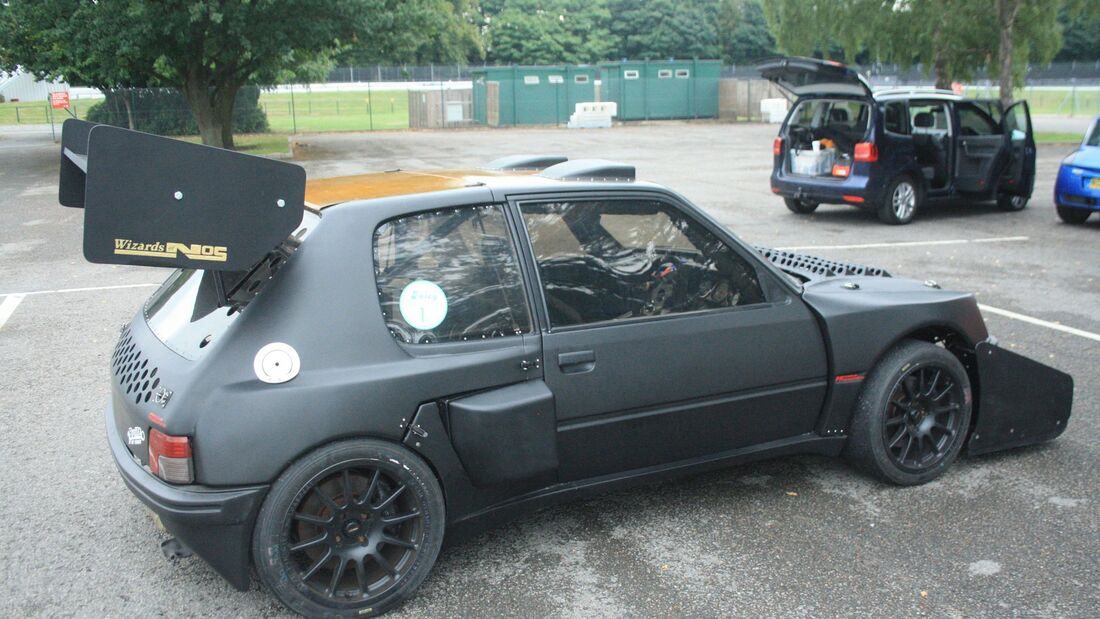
[[106, 404, 267, 591], [770, 169, 882, 207]]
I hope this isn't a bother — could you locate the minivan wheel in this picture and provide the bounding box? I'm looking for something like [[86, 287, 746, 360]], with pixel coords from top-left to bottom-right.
[[877, 177, 920, 224], [997, 193, 1028, 211], [784, 197, 819, 214], [1057, 205, 1091, 224], [844, 340, 972, 486], [253, 439, 445, 618]]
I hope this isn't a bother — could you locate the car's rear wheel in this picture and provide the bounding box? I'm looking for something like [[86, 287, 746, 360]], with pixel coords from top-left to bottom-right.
[[997, 193, 1028, 211], [877, 176, 920, 225], [1057, 205, 1092, 224], [844, 340, 972, 485], [784, 197, 819, 214], [253, 439, 445, 618]]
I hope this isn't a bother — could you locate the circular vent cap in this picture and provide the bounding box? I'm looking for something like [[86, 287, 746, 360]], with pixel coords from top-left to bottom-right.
[[253, 342, 301, 384]]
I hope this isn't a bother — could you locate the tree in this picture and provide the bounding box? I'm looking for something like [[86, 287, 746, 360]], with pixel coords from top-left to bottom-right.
[[0, 0, 477, 148], [607, 0, 720, 60], [481, 0, 613, 65], [761, 0, 1075, 98], [716, 0, 777, 65], [1054, 6, 1100, 62]]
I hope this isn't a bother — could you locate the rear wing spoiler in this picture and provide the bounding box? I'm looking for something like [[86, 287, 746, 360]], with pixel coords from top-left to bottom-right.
[[58, 119, 305, 271]]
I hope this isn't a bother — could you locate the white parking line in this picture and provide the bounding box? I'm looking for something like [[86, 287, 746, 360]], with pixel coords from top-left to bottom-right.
[[0, 294, 25, 330], [0, 282, 159, 298], [776, 235, 1028, 251], [979, 304, 1100, 343]]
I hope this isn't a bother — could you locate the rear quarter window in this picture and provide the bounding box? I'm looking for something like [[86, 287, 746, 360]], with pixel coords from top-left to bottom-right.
[[373, 205, 532, 345]]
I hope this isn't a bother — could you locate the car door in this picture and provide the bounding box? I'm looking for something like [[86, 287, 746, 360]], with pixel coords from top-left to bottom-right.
[[513, 194, 829, 481], [999, 100, 1036, 197], [953, 100, 1006, 194]]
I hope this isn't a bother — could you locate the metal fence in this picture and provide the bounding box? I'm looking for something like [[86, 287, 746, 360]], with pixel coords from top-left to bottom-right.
[[3, 61, 1098, 132]]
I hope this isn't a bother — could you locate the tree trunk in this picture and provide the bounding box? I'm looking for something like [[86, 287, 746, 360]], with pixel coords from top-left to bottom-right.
[[996, 0, 1021, 108], [933, 50, 950, 90], [120, 90, 136, 130], [180, 69, 239, 149]]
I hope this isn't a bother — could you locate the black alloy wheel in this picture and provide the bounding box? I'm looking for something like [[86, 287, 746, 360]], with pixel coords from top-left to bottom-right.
[[845, 340, 972, 485], [882, 365, 966, 472], [254, 439, 445, 618]]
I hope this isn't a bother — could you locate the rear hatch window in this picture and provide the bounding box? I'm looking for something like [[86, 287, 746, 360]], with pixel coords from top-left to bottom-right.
[[785, 99, 869, 177], [144, 270, 242, 360], [144, 211, 319, 359]]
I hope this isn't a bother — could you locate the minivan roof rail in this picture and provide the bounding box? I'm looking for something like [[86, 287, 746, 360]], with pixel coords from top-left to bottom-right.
[[873, 87, 962, 98]]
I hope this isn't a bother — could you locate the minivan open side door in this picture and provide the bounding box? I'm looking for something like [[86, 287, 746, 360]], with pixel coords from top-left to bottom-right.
[[999, 100, 1036, 198], [953, 100, 1006, 194]]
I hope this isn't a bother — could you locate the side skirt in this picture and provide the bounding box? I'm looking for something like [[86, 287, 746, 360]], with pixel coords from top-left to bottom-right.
[[443, 433, 845, 543]]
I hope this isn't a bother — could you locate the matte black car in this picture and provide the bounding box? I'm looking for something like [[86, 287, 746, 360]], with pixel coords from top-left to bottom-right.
[[759, 57, 1037, 224], [59, 120, 1071, 617]]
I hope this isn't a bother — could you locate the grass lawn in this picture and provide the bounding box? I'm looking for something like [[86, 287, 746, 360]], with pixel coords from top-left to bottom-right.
[[962, 86, 1099, 116], [177, 133, 290, 156], [0, 97, 100, 124], [258, 90, 409, 132], [1035, 131, 1084, 143]]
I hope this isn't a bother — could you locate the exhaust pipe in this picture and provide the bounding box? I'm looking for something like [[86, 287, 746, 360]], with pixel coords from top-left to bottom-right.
[[160, 538, 193, 560]]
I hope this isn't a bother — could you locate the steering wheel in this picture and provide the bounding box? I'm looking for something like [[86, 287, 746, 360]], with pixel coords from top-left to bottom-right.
[[639, 259, 684, 316]]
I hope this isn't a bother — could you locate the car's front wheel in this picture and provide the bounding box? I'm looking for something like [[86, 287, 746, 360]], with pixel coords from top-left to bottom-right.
[[253, 439, 445, 618], [784, 197, 819, 214], [877, 176, 920, 225], [1057, 205, 1092, 224], [997, 193, 1029, 211], [844, 340, 972, 485]]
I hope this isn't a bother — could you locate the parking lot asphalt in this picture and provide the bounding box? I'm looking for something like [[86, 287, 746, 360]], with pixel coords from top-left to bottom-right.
[[1, 123, 1097, 618]]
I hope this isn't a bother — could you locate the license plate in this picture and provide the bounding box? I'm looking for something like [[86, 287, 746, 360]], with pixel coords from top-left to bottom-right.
[[1090, 178, 1100, 189]]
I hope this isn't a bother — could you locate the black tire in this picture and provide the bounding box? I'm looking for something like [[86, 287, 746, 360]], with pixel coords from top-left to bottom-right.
[[876, 176, 921, 225], [997, 193, 1029, 211], [253, 439, 445, 618], [1057, 205, 1092, 224], [784, 197, 819, 214], [844, 340, 972, 485]]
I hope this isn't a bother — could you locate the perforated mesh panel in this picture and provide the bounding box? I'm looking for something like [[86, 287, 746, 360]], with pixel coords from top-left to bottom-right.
[[757, 247, 890, 281], [111, 326, 161, 405]]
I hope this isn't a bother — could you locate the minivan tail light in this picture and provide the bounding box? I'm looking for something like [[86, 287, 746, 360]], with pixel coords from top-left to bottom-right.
[[854, 142, 878, 162], [773, 137, 784, 156], [149, 428, 194, 484]]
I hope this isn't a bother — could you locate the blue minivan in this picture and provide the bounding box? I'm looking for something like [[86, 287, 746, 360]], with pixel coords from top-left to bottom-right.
[[759, 57, 1036, 224]]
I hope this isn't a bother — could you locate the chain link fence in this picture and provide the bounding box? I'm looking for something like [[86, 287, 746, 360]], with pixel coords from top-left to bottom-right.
[[3, 62, 1098, 132]]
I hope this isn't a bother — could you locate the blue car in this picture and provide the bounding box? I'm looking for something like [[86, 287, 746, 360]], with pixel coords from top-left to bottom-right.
[[1055, 116, 1100, 224]]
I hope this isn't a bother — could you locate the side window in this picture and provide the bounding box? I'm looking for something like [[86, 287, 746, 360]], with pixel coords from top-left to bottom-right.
[[520, 200, 766, 328], [373, 205, 531, 344], [956, 102, 1000, 136], [883, 102, 909, 135]]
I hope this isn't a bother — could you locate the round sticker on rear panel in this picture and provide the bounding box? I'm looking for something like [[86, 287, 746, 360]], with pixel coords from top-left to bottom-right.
[[399, 280, 448, 331]]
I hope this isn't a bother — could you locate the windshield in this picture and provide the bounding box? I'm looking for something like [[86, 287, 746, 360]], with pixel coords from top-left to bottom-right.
[[1087, 121, 1100, 147]]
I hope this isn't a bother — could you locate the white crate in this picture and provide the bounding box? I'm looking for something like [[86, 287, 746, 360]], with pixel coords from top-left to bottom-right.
[[790, 148, 836, 176]]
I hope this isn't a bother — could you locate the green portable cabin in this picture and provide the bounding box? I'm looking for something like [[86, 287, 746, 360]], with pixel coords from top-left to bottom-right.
[[599, 60, 720, 121], [472, 65, 598, 126]]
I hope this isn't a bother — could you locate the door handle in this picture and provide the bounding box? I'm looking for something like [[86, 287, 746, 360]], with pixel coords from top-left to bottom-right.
[[558, 350, 595, 374]]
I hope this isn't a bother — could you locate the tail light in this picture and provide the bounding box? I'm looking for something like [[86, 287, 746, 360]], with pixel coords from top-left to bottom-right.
[[773, 137, 784, 156], [854, 142, 878, 162], [832, 164, 851, 177], [149, 428, 194, 484]]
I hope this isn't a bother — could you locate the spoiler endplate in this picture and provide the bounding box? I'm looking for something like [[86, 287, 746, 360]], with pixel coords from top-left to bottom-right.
[[58, 119, 306, 272]]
